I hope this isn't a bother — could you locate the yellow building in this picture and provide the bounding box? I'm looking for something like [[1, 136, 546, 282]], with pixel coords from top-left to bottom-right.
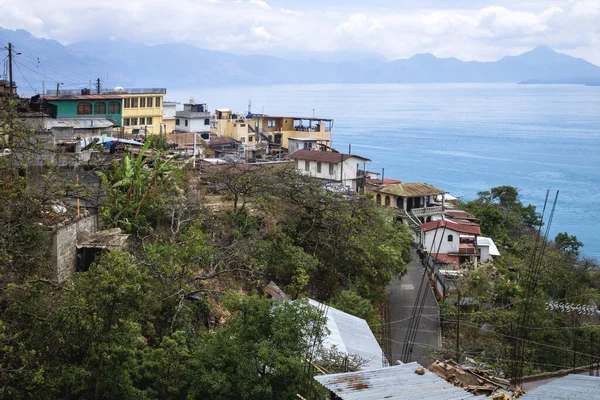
[[112, 87, 166, 135], [211, 109, 333, 150]]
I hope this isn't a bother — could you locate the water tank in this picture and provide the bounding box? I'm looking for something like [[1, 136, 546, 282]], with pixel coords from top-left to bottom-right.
[[113, 86, 125, 94], [189, 96, 195, 104]]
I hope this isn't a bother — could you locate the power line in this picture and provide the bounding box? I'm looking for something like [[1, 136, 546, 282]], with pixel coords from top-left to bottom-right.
[[14, 60, 61, 84], [14, 60, 36, 93]]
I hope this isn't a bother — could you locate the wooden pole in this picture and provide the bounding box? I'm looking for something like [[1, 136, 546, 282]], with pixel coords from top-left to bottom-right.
[[76, 175, 80, 218]]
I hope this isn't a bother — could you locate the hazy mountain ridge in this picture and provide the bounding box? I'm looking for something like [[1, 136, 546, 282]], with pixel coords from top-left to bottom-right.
[[2, 27, 600, 91]]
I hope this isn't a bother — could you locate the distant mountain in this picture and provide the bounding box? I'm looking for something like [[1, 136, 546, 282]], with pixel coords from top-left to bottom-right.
[[2, 27, 600, 93]]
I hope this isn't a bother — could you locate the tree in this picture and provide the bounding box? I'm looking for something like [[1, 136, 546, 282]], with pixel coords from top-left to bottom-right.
[[554, 232, 583, 257], [187, 294, 326, 400]]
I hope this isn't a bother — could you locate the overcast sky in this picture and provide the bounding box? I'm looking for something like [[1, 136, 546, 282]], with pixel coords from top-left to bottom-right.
[[1, 0, 599, 64]]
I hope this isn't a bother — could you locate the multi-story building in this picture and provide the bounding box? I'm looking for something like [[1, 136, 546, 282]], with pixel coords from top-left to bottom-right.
[[211, 110, 333, 150], [110, 87, 166, 135], [175, 100, 211, 135], [44, 93, 123, 127]]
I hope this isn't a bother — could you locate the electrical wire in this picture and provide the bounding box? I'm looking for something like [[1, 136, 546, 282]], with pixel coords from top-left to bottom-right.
[[14, 60, 36, 93]]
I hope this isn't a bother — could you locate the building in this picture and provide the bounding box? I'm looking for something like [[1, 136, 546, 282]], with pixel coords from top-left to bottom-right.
[[162, 101, 178, 134], [175, 100, 211, 134], [314, 362, 476, 400], [44, 94, 123, 128], [308, 299, 387, 371], [374, 182, 447, 225], [288, 137, 328, 154], [289, 149, 370, 192], [110, 87, 166, 135], [211, 110, 333, 149], [520, 374, 600, 400], [419, 219, 481, 268], [476, 236, 501, 263]]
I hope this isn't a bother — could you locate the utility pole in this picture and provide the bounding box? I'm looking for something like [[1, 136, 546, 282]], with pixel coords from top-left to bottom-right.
[[8, 43, 13, 94], [56, 82, 60, 96], [456, 288, 461, 360], [96, 78, 101, 95]]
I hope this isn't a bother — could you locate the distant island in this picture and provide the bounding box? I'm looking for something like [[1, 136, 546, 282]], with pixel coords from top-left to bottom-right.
[[2, 27, 600, 89]]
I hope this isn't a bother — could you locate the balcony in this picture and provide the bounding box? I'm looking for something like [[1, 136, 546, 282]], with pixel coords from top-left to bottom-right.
[[398, 206, 444, 217]]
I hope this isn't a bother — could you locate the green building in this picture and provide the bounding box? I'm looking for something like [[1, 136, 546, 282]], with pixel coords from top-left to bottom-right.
[[45, 94, 123, 127]]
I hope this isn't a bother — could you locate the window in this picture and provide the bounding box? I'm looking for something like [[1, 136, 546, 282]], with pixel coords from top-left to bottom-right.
[[317, 162, 322, 173], [329, 164, 334, 175], [77, 102, 92, 115], [94, 102, 106, 114], [185, 120, 188, 127], [176, 119, 180, 126], [147, 117, 152, 125], [304, 160, 310, 171], [204, 118, 210, 125], [385, 196, 391, 206], [140, 97, 146, 108], [241, 137, 246, 143], [108, 101, 120, 114], [146, 97, 153, 107], [240, 123, 246, 127], [131, 97, 139, 108], [376, 194, 382, 205], [124, 118, 130, 126], [155, 97, 161, 107], [124, 98, 131, 108], [139, 117, 145, 125], [131, 118, 138, 125], [249, 136, 253, 142], [448, 235, 454, 242], [267, 120, 275, 128]]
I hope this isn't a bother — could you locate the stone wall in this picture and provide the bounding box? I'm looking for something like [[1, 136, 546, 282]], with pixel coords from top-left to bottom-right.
[[51, 214, 97, 282]]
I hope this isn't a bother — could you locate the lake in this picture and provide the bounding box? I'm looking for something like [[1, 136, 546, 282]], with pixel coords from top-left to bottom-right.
[[169, 84, 600, 259]]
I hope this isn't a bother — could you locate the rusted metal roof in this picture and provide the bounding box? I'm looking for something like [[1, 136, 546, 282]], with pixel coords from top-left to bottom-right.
[[314, 362, 476, 399], [289, 149, 370, 163], [44, 95, 124, 100], [520, 374, 600, 399], [377, 182, 446, 197], [420, 220, 481, 235], [45, 118, 116, 129]]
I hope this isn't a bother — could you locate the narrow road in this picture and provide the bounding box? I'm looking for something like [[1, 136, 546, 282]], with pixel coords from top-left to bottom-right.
[[385, 248, 441, 367]]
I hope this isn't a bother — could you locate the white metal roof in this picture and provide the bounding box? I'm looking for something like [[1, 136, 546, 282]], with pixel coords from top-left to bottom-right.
[[520, 374, 600, 399], [79, 136, 143, 148], [46, 118, 115, 129], [477, 236, 501, 256], [314, 362, 476, 399], [308, 299, 386, 370]]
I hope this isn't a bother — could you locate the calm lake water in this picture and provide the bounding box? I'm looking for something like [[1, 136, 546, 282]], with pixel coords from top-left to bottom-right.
[[169, 84, 600, 259]]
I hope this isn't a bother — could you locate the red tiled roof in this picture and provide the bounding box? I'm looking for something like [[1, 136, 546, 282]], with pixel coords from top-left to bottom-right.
[[432, 253, 460, 268], [459, 243, 477, 254], [289, 149, 370, 163], [383, 178, 401, 184], [445, 210, 477, 221], [419, 219, 481, 235]]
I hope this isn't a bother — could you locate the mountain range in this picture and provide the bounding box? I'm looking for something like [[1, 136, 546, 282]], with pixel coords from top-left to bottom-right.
[[2, 27, 600, 93]]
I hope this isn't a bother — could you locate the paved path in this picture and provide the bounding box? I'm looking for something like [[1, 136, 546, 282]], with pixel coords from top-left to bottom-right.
[[385, 248, 441, 367]]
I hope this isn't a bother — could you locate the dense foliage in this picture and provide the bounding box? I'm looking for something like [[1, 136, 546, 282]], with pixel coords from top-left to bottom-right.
[[437, 187, 600, 377], [0, 99, 412, 398]]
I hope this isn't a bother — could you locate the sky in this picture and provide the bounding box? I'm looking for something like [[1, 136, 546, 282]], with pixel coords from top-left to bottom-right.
[[1, 0, 599, 64]]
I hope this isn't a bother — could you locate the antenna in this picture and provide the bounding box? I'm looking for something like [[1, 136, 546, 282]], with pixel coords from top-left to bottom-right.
[[248, 99, 252, 114]]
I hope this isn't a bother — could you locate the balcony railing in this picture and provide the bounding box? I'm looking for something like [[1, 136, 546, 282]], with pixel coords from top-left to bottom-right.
[[398, 206, 444, 217]]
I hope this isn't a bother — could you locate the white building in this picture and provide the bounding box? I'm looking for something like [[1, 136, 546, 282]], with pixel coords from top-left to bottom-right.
[[175, 100, 210, 134], [289, 149, 370, 192], [287, 137, 329, 154], [477, 236, 501, 263], [420, 219, 481, 268]]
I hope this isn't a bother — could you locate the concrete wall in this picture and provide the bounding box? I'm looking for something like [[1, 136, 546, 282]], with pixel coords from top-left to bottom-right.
[[422, 228, 459, 254], [47, 99, 122, 126], [175, 116, 210, 133], [52, 214, 97, 282]]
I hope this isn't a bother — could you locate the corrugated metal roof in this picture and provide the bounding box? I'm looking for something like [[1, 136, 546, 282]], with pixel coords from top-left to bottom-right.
[[314, 362, 477, 399], [45, 95, 123, 100], [377, 182, 446, 197], [520, 374, 600, 399], [309, 299, 385, 370], [46, 118, 116, 129]]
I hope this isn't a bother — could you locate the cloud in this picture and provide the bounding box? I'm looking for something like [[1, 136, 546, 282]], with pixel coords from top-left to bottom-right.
[[248, 0, 270, 10], [0, 0, 598, 64]]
